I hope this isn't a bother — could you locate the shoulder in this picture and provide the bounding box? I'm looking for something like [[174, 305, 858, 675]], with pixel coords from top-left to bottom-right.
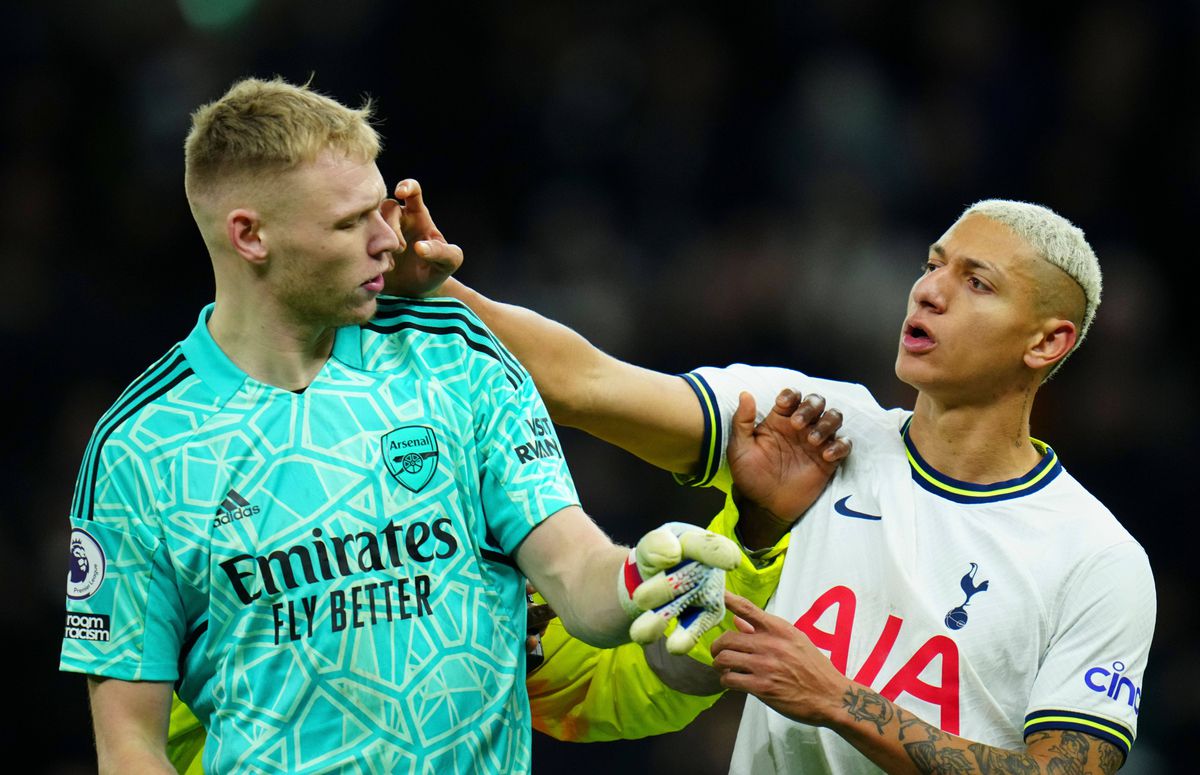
[[360, 296, 528, 385], [86, 344, 213, 448], [691, 364, 886, 411], [688, 363, 902, 443], [1039, 468, 1144, 552], [72, 344, 221, 520]]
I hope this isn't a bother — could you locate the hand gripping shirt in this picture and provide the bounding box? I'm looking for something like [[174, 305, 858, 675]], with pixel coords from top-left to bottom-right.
[[60, 297, 579, 774], [679, 365, 1156, 775]]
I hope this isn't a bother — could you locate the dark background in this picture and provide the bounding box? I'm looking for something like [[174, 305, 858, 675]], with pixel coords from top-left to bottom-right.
[[5, 1, 1195, 772]]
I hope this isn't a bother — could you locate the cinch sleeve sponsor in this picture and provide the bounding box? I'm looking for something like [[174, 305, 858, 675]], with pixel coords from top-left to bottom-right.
[[1024, 541, 1155, 761], [475, 344, 580, 556]]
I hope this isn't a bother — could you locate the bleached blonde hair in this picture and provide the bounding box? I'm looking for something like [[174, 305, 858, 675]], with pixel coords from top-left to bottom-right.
[[184, 76, 380, 203], [961, 199, 1101, 378]]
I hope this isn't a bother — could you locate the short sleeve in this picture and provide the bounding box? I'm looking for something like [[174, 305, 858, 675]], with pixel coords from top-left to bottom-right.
[[475, 353, 580, 556], [1024, 541, 1156, 761], [676, 364, 881, 491], [60, 439, 185, 681]]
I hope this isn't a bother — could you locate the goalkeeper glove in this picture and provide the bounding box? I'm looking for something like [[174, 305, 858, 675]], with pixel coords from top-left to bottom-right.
[[617, 521, 740, 654]]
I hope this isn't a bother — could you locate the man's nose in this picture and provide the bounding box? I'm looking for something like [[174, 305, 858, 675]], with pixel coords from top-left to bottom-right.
[[370, 210, 401, 255], [911, 268, 948, 312]]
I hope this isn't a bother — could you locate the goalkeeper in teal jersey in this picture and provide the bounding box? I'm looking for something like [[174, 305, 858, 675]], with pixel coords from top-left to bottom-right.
[[58, 77, 843, 774]]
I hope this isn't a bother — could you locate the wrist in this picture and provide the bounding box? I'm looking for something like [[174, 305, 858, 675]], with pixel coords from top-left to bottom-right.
[[732, 488, 797, 549]]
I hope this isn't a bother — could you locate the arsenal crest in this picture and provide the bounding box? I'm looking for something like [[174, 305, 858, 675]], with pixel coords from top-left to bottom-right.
[[381, 425, 440, 492]]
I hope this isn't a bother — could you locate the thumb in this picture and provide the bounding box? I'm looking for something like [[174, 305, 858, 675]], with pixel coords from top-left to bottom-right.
[[634, 526, 683, 577], [730, 392, 757, 449]]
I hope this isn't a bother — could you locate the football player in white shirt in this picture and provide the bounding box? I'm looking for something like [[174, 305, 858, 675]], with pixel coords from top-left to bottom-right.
[[444, 198, 1154, 774]]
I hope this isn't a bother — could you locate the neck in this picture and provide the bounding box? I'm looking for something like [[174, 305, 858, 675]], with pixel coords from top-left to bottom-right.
[[208, 290, 336, 391], [907, 384, 1042, 484]]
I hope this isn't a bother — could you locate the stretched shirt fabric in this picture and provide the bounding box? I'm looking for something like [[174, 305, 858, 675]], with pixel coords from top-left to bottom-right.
[[681, 365, 1156, 775], [61, 297, 579, 774]]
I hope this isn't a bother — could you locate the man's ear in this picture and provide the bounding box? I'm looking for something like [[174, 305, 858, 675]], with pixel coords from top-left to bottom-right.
[[1025, 318, 1078, 371], [226, 209, 268, 265]]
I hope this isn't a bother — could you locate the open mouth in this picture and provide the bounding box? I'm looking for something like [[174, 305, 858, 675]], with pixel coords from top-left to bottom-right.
[[902, 322, 936, 352], [906, 324, 930, 341], [361, 274, 385, 293]]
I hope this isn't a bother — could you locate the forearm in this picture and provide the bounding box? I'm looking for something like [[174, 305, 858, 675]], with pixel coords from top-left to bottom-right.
[[516, 508, 633, 649], [543, 542, 630, 648], [828, 684, 1111, 774], [440, 278, 611, 425], [97, 744, 177, 775], [89, 677, 176, 775], [441, 279, 704, 473]]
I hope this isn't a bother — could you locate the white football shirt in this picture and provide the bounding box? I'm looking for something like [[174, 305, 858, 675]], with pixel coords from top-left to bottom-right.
[[680, 365, 1155, 774]]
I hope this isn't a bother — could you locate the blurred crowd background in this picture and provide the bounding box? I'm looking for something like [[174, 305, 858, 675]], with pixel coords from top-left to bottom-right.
[[4, 1, 1195, 772]]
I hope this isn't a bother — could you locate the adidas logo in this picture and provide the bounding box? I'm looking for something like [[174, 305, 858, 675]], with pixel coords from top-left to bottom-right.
[[213, 488, 261, 528]]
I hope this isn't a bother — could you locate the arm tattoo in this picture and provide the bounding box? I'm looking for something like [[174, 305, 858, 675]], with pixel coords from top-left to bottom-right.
[[842, 688, 1119, 774], [1097, 742, 1122, 773], [842, 685, 895, 735], [899, 713, 938, 742], [967, 743, 1039, 775], [1044, 730, 1088, 775], [905, 743, 975, 774]]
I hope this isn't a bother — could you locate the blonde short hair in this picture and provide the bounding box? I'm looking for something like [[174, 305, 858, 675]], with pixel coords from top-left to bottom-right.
[[961, 199, 1101, 377], [184, 76, 380, 201]]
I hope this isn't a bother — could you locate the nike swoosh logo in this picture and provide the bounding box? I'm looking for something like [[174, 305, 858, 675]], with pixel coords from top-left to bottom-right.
[[834, 495, 882, 521]]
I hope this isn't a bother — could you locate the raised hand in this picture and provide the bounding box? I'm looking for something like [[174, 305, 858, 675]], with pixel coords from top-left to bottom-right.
[[726, 390, 851, 548], [712, 591, 851, 724], [381, 179, 464, 297]]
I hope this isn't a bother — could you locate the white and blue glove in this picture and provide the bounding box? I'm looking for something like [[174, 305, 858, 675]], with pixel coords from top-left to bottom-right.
[[618, 521, 741, 655]]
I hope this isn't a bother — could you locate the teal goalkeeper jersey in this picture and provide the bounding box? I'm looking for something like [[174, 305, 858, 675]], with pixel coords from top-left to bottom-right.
[[60, 297, 579, 774]]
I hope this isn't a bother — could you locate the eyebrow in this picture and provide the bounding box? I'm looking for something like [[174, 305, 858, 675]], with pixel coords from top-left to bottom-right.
[[334, 192, 385, 223], [928, 244, 1002, 275]]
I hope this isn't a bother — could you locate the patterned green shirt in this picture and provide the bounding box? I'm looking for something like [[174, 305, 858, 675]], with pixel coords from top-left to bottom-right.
[[61, 297, 579, 774]]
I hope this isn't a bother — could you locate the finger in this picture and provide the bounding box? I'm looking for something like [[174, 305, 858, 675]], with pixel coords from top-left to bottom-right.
[[723, 591, 774, 630], [379, 199, 407, 252], [718, 670, 757, 694], [629, 608, 671, 645], [631, 572, 679, 610], [711, 644, 758, 673], [731, 392, 758, 445], [380, 198, 401, 229], [666, 606, 722, 655], [526, 603, 556, 633], [678, 530, 740, 570], [790, 393, 827, 429], [393, 178, 423, 209], [821, 436, 852, 463], [414, 240, 464, 271], [396, 180, 446, 239], [710, 628, 758, 657], [634, 526, 683, 574], [770, 389, 801, 417], [807, 409, 844, 446], [733, 614, 754, 634]]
